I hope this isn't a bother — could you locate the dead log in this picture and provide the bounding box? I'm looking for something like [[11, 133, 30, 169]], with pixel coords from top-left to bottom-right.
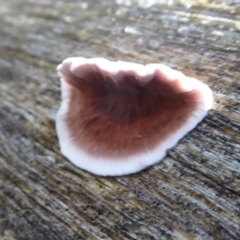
[[0, 0, 240, 239]]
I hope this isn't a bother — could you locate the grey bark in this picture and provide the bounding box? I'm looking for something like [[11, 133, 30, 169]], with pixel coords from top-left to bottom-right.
[[0, 0, 240, 240]]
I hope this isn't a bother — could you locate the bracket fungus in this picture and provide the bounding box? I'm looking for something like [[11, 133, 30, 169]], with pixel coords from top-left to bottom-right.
[[56, 57, 213, 176]]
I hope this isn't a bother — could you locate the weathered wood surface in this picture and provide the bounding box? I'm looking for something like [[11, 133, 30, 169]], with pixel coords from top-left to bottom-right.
[[0, 0, 240, 239]]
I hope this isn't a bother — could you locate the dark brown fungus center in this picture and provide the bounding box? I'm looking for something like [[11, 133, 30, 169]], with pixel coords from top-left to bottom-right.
[[63, 65, 197, 159]]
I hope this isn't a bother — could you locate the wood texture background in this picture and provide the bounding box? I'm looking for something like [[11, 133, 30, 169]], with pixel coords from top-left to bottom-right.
[[0, 0, 240, 239]]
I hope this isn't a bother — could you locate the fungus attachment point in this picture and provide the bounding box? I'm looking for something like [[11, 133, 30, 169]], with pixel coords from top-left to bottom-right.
[[56, 57, 213, 176]]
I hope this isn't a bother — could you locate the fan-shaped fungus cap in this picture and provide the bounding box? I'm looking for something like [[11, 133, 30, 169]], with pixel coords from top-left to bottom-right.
[[56, 57, 213, 176]]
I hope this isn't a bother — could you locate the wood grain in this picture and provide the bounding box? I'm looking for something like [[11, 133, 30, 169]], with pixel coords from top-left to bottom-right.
[[0, 0, 240, 239]]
